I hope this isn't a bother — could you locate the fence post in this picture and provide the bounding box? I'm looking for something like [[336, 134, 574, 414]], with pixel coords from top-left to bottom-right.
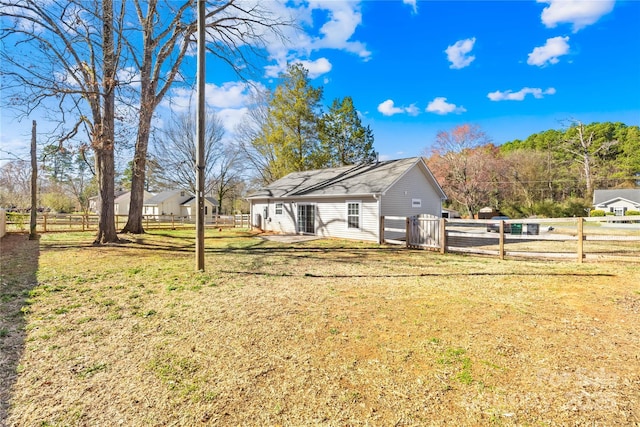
[[499, 220, 505, 260], [405, 217, 410, 248], [172, 214, 175, 230], [439, 218, 447, 254], [43, 213, 47, 233], [379, 216, 385, 244], [577, 217, 584, 263]]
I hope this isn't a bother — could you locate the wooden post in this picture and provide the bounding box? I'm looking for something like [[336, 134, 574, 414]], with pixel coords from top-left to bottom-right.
[[172, 214, 175, 230], [577, 217, 584, 263], [43, 213, 47, 233], [29, 120, 38, 240], [379, 216, 385, 245], [499, 220, 505, 260], [439, 218, 447, 254], [405, 217, 410, 248]]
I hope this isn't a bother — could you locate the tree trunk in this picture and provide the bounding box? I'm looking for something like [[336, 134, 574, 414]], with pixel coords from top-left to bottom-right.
[[94, 0, 119, 244], [121, 109, 152, 234], [94, 145, 119, 244]]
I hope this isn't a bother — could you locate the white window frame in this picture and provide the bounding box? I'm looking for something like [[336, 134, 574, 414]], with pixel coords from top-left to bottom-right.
[[275, 202, 283, 215], [346, 200, 362, 230]]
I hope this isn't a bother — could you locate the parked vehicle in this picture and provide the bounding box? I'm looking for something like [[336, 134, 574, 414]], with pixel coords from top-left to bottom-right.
[[487, 216, 511, 233]]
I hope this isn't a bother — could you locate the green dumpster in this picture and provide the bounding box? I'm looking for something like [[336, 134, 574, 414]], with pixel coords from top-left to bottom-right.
[[511, 223, 522, 235]]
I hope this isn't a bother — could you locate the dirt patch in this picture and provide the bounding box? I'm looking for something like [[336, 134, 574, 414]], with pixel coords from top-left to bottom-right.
[[2, 230, 639, 426]]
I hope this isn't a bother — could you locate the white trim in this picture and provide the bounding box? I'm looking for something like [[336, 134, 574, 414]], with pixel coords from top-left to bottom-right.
[[346, 200, 362, 231]]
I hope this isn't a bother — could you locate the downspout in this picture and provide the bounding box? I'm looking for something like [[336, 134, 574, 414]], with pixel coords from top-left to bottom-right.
[[373, 193, 382, 244]]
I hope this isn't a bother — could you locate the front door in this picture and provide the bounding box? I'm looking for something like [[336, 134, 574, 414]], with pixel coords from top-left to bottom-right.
[[297, 204, 315, 234]]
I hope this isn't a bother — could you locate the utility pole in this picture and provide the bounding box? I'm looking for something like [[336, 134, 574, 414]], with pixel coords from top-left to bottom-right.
[[195, 0, 205, 271], [29, 120, 38, 240]]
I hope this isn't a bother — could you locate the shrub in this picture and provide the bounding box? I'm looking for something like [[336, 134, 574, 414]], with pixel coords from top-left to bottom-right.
[[590, 209, 605, 217], [625, 210, 640, 216]]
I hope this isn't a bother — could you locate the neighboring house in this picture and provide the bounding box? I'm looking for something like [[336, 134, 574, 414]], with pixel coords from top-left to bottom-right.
[[143, 190, 218, 222], [114, 190, 155, 216], [246, 157, 447, 243], [593, 189, 640, 215], [88, 190, 127, 214]]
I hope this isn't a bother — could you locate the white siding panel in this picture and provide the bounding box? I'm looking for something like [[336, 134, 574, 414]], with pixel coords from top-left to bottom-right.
[[315, 197, 379, 242], [381, 164, 442, 218], [251, 200, 297, 233]]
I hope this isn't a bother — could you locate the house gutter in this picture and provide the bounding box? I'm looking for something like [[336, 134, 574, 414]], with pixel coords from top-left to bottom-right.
[[373, 193, 382, 244]]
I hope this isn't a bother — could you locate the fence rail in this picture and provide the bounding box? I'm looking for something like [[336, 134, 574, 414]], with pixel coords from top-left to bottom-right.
[[4, 213, 251, 233], [384, 215, 640, 263]]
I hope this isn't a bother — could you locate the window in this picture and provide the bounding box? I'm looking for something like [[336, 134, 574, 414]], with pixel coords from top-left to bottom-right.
[[275, 203, 283, 215], [614, 207, 626, 216], [347, 201, 361, 229]]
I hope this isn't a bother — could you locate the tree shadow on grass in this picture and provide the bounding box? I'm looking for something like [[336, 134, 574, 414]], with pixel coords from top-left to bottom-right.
[[0, 233, 40, 424]]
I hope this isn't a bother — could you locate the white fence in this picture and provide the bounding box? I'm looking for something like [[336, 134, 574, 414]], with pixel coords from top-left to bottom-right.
[[383, 215, 640, 263]]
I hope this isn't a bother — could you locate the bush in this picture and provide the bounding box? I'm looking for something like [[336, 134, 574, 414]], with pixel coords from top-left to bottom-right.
[[590, 209, 605, 217], [561, 198, 590, 217], [625, 210, 640, 216]]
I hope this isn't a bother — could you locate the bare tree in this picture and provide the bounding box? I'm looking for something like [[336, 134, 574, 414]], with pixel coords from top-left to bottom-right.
[[562, 120, 618, 199], [1, 0, 126, 243], [211, 144, 243, 214], [152, 111, 224, 194], [123, 0, 293, 233], [0, 161, 33, 210], [120, 0, 196, 234], [236, 88, 279, 185], [424, 124, 496, 218]]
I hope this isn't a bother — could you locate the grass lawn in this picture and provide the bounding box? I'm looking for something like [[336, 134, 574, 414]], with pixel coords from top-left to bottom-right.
[[1, 229, 639, 426]]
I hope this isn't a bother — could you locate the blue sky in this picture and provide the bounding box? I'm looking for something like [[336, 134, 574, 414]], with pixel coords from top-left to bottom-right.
[[2, 0, 639, 165]]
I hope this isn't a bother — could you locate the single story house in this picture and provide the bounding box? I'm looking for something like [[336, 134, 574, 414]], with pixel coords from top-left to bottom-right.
[[593, 189, 640, 215], [88, 190, 128, 214], [114, 190, 155, 216], [246, 157, 447, 243], [143, 190, 218, 222]]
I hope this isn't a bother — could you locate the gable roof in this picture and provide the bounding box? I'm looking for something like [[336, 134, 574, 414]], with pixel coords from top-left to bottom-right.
[[144, 190, 192, 206], [247, 157, 446, 200], [593, 189, 640, 205]]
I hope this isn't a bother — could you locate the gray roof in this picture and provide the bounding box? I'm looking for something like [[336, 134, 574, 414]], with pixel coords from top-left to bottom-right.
[[247, 157, 445, 199], [593, 189, 640, 205]]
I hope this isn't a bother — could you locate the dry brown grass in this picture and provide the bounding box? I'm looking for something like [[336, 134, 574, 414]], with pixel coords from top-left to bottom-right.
[[1, 229, 639, 426]]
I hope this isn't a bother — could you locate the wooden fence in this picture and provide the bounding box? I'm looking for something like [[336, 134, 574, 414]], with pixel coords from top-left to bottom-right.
[[4, 213, 251, 233], [383, 215, 640, 263]]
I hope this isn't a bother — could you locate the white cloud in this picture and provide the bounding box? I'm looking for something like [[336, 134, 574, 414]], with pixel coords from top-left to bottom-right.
[[161, 81, 263, 114], [377, 100, 421, 116], [527, 36, 570, 66], [538, 0, 615, 32], [377, 99, 405, 116], [405, 103, 420, 116], [263, 1, 370, 79], [445, 37, 476, 69], [403, 0, 418, 14], [308, 1, 371, 59], [426, 97, 466, 115], [487, 87, 557, 101], [298, 58, 333, 79]]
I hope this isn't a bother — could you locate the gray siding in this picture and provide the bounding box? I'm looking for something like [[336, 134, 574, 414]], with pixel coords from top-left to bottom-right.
[[380, 164, 442, 217]]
